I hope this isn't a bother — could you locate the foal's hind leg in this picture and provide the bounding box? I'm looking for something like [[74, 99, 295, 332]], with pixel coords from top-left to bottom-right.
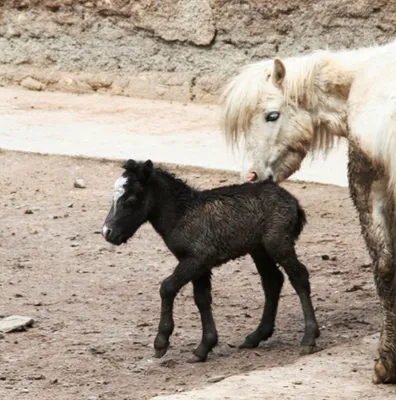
[[154, 259, 199, 358], [266, 240, 320, 354], [189, 272, 218, 363], [239, 246, 284, 349]]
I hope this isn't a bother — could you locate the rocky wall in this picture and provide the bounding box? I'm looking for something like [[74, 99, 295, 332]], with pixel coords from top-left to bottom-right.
[[0, 0, 395, 102]]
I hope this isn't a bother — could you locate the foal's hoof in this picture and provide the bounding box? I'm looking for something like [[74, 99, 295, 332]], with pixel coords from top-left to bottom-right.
[[373, 360, 396, 384], [239, 338, 259, 349], [187, 354, 207, 363], [154, 348, 168, 359], [299, 345, 321, 356]]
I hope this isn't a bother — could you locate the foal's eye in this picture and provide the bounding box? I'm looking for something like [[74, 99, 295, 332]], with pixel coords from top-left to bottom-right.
[[265, 111, 280, 122], [126, 195, 136, 204]]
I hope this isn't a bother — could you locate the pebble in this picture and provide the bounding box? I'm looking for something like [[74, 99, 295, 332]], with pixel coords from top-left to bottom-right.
[[27, 374, 45, 380], [346, 285, 364, 293], [89, 345, 106, 355], [207, 375, 226, 383], [0, 315, 34, 333], [74, 178, 86, 189]]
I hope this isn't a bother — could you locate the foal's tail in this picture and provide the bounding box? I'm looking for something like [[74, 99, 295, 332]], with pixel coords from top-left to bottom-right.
[[294, 202, 307, 239]]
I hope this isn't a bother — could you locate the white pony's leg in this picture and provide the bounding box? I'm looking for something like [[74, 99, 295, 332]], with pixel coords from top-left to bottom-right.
[[348, 142, 396, 383]]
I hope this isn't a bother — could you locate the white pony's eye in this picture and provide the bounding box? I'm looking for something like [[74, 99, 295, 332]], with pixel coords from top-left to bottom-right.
[[265, 111, 280, 122]]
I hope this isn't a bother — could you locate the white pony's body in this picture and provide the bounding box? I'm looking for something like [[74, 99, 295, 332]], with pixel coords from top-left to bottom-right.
[[221, 39, 396, 383], [348, 43, 396, 184]]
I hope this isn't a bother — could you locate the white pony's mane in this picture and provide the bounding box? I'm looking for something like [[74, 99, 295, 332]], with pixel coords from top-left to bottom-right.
[[220, 42, 391, 154], [220, 52, 324, 145]]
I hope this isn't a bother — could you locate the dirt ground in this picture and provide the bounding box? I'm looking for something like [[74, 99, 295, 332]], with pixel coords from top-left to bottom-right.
[[0, 150, 381, 400]]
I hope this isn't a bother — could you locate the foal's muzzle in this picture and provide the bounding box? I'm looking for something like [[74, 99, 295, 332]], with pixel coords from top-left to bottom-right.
[[102, 225, 112, 240], [101, 224, 126, 245]]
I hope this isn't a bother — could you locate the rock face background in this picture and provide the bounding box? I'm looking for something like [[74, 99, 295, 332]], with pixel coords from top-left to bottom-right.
[[0, 0, 395, 102]]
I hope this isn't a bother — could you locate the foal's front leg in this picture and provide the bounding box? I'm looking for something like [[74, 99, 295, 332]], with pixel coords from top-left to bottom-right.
[[240, 246, 284, 349], [154, 260, 198, 358]]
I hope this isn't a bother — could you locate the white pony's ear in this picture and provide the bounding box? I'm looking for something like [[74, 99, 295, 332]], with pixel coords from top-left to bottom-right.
[[272, 58, 286, 87]]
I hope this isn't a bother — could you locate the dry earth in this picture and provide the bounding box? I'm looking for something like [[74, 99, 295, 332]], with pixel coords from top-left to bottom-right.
[[0, 150, 383, 399]]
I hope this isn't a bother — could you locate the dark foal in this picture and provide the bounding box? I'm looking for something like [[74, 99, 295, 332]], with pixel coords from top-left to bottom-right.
[[102, 159, 320, 362]]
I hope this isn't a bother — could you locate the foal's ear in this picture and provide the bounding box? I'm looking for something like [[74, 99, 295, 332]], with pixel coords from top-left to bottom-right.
[[138, 160, 154, 183], [272, 58, 286, 88], [123, 159, 138, 171]]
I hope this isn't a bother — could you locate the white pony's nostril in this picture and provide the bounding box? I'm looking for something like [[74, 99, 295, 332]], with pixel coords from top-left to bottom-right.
[[247, 171, 258, 183]]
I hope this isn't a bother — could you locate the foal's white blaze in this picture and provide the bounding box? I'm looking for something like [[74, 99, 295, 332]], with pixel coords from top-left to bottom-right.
[[113, 176, 128, 212]]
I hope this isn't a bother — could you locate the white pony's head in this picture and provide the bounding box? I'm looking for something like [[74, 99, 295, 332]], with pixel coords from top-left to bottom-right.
[[221, 55, 332, 183]]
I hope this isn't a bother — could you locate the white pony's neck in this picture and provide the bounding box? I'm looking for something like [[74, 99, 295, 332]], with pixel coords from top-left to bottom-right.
[[330, 41, 394, 75], [283, 40, 396, 150], [284, 41, 393, 108]]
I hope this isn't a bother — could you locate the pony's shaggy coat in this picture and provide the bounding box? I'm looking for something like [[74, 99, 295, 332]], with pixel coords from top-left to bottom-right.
[[221, 38, 396, 383], [102, 160, 319, 362]]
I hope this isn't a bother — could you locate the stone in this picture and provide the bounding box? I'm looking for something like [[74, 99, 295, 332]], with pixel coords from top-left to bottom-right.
[[74, 178, 86, 189], [131, 0, 216, 46], [20, 77, 45, 91], [0, 315, 34, 333], [207, 375, 226, 384]]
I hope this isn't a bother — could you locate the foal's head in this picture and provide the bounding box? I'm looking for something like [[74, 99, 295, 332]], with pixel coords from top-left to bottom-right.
[[102, 159, 154, 245]]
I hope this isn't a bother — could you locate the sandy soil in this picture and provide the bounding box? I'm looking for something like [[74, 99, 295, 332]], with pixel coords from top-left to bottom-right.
[[0, 150, 381, 400]]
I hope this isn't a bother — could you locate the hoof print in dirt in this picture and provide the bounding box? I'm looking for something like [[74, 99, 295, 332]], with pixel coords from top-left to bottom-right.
[[0, 315, 35, 333]]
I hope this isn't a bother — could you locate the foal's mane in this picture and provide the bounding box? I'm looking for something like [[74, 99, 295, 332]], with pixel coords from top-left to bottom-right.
[[155, 167, 189, 187], [220, 50, 333, 152]]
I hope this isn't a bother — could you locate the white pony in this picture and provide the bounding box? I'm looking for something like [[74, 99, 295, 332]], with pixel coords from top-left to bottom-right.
[[221, 39, 396, 384]]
